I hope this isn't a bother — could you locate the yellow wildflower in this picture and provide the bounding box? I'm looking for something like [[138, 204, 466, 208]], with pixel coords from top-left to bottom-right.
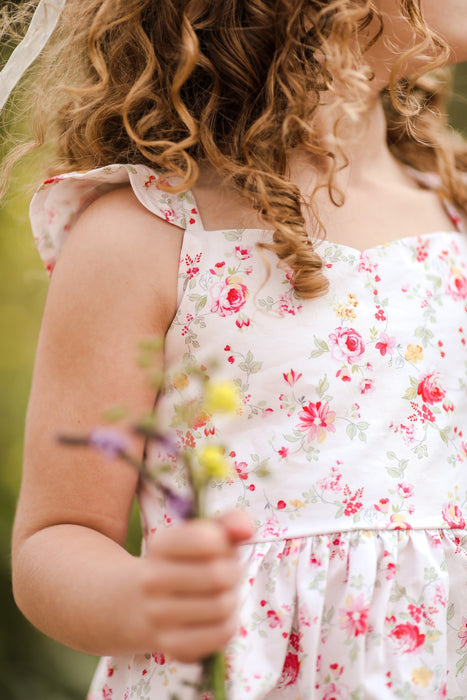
[[173, 372, 190, 390], [196, 445, 232, 480], [405, 344, 424, 363], [411, 667, 433, 688], [204, 380, 240, 414]]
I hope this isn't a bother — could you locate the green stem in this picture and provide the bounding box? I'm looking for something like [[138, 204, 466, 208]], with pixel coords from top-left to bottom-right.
[[201, 652, 227, 700]]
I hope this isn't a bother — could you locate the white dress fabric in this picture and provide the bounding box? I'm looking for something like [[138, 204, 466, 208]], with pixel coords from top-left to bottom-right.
[[30, 164, 467, 700]]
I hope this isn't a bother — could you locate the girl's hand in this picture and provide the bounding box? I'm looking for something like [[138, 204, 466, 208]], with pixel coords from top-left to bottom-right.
[[136, 511, 253, 663]]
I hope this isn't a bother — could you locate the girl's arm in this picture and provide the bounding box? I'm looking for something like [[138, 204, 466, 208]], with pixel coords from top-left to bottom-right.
[[12, 187, 252, 661]]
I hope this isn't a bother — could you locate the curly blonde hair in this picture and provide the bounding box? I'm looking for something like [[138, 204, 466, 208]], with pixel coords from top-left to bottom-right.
[[1, 0, 467, 297]]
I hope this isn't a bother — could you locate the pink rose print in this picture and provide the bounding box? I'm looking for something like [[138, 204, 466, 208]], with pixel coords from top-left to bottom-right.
[[322, 682, 350, 700], [442, 502, 466, 528], [459, 617, 467, 650], [297, 401, 336, 442], [329, 327, 365, 365], [210, 276, 249, 316], [417, 371, 446, 405], [375, 332, 397, 356], [389, 623, 425, 653], [276, 652, 300, 688], [339, 593, 369, 638], [446, 266, 467, 300]]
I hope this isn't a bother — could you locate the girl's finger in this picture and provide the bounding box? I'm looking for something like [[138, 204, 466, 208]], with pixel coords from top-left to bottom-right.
[[146, 589, 238, 628], [147, 519, 237, 561], [155, 616, 238, 663], [141, 556, 242, 595]]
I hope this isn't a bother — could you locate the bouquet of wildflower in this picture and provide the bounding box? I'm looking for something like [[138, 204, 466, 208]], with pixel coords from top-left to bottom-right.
[[59, 338, 241, 700]]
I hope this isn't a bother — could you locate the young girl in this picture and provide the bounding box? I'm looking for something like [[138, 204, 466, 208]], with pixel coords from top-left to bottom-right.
[[6, 0, 467, 697]]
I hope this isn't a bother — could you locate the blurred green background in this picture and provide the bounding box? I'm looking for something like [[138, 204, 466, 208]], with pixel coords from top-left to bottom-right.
[[0, 34, 467, 699]]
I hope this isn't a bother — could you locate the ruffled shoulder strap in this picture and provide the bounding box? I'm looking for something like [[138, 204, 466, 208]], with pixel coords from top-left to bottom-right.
[[30, 164, 201, 275]]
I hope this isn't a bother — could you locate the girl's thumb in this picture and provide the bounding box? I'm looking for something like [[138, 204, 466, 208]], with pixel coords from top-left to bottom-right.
[[217, 509, 254, 544]]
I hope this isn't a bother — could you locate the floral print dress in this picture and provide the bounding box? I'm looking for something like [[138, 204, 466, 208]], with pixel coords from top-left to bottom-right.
[[31, 164, 467, 700]]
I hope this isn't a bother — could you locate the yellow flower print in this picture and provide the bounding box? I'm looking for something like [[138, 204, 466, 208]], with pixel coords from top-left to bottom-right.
[[289, 499, 305, 509], [404, 344, 424, 363], [173, 372, 190, 390], [411, 666, 433, 688], [333, 293, 358, 320]]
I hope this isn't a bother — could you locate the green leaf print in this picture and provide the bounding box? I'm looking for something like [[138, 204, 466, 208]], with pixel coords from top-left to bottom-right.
[[310, 336, 330, 358], [223, 230, 243, 241], [317, 374, 329, 398], [456, 653, 467, 676]]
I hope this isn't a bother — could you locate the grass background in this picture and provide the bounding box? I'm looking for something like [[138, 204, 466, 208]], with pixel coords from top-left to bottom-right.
[[0, 63, 466, 699]]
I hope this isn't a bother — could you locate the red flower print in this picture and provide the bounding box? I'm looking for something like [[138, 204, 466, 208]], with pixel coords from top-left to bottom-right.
[[144, 175, 157, 188], [152, 652, 165, 665], [297, 401, 336, 443], [359, 378, 375, 394], [276, 652, 300, 689], [416, 238, 429, 262], [278, 447, 289, 458], [102, 685, 113, 699], [234, 245, 252, 260], [329, 327, 365, 365], [446, 266, 467, 300], [45, 257, 56, 276], [374, 497, 389, 513], [322, 681, 350, 700], [288, 632, 300, 652], [397, 482, 414, 499], [278, 296, 302, 315], [458, 617, 467, 650], [375, 332, 396, 356], [417, 371, 446, 405], [210, 276, 249, 316], [277, 500, 287, 510], [234, 461, 249, 480], [267, 609, 282, 628], [336, 368, 351, 382], [162, 208, 175, 223], [283, 369, 303, 386], [389, 623, 425, 653], [442, 502, 465, 528], [339, 593, 369, 638]]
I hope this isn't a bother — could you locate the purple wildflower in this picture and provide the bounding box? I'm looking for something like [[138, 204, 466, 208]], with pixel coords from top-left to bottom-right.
[[164, 487, 194, 520], [89, 427, 130, 459]]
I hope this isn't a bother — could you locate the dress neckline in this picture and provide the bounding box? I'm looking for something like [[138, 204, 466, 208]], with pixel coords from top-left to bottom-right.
[[187, 166, 466, 249]]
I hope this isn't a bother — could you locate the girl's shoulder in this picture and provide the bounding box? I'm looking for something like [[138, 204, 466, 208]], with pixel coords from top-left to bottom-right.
[[30, 163, 199, 276]]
